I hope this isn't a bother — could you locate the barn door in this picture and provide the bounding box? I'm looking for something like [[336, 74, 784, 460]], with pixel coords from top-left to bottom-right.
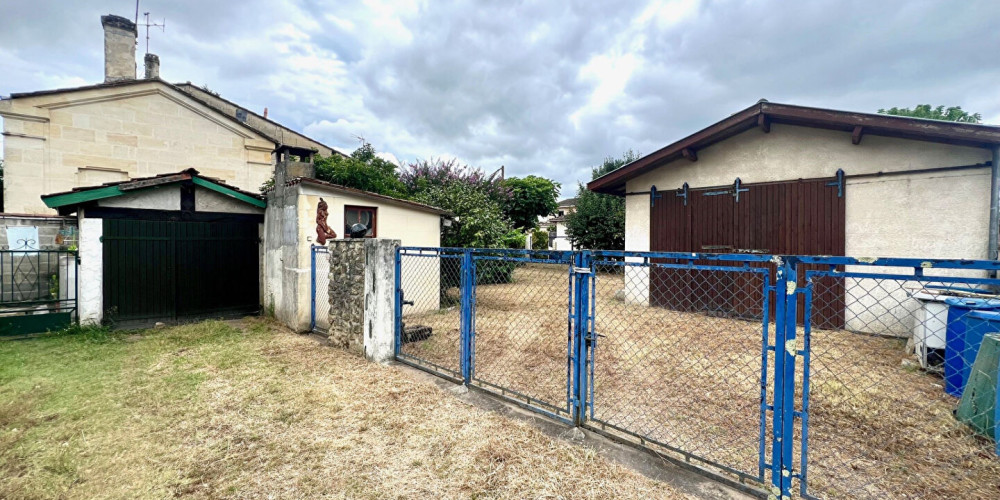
[[649, 176, 845, 323]]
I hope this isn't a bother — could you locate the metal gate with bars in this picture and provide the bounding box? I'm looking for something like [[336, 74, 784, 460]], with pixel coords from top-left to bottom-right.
[[395, 247, 1000, 499], [0, 249, 78, 336]]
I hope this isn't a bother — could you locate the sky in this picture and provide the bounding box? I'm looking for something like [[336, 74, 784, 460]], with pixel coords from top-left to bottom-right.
[[2, 0, 1000, 197]]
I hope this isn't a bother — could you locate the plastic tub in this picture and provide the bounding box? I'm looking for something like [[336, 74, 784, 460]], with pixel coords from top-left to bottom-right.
[[944, 298, 1000, 396]]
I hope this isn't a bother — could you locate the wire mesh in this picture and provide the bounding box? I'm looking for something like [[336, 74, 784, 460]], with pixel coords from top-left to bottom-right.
[[470, 254, 573, 415], [590, 258, 773, 482], [396, 251, 463, 379], [801, 267, 1000, 499], [312, 248, 331, 333]]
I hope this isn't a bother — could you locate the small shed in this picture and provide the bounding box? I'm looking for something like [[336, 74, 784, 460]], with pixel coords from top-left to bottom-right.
[[41, 169, 265, 327], [263, 162, 449, 332]]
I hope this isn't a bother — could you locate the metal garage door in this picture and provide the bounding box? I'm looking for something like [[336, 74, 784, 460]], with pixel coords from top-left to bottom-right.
[[102, 219, 260, 327], [649, 176, 845, 325]]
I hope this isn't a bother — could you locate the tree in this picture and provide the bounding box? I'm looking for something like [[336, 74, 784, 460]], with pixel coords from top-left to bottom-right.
[[503, 175, 560, 230], [878, 104, 983, 123], [402, 159, 514, 248], [565, 150, 640, 250], [313, 141, 407, 198]]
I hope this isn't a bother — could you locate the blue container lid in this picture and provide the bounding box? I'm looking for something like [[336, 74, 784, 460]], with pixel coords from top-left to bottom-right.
[[944, 297, 1000, 309], [967, 310, 1000, 321]]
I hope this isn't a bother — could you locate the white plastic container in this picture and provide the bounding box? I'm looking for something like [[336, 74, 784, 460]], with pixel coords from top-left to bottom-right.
[[910, 289, 952, 369]]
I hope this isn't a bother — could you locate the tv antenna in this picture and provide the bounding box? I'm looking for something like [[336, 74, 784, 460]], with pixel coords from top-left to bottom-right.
[[139, 12, 166, 53]]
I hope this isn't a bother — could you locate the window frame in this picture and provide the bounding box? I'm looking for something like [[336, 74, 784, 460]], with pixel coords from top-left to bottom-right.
[[344, 205, 378, 238]]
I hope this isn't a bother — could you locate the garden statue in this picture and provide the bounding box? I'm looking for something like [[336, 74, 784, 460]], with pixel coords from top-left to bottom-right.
[[315, 198, 337, 244]]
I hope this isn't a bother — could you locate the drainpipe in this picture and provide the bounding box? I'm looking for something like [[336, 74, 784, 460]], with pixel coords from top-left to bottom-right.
[[989, 146, 1000, 272]]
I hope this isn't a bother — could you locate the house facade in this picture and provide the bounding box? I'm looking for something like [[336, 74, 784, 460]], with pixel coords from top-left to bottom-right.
[[540, 197, 576, 251], [589, 101, 1000, 262], [0, 15, 336, 217], [1, 14, 447, 333]]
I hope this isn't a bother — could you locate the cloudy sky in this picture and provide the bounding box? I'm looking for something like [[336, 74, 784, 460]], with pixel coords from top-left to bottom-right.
[[2, 0, 999, 196]]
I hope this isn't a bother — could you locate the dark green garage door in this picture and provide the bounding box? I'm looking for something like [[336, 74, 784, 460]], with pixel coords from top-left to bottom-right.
[[102, 219, 260, 327]]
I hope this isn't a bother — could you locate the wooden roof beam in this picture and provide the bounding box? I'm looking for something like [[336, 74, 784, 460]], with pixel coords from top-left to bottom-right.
[[758, 114, 770, 133], [681, 148, 698, 162], [852, 125, 864, 145]]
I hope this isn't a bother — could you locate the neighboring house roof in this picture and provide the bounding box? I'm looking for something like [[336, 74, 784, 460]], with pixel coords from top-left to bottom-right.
[[588, 101, 1000, 195], [285, 177, 452, 216], [41, 168, 266, 213], [5, 78, 277, 146], [173, 83, 344, 158], [4, 78, 331, 155], [557, 197, 578, 207]]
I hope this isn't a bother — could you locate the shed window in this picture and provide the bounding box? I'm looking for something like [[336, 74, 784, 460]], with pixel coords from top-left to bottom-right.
[[344, 205, 377, 238]]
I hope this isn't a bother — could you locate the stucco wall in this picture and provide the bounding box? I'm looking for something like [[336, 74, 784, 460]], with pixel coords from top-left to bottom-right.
[[98, 185, 180, 210], [289, 184, 442, 330], [624, 123, 992, 260], [78, 215, 103, 325], [194, 186, 265, 214], [0, 81, 275, 215]]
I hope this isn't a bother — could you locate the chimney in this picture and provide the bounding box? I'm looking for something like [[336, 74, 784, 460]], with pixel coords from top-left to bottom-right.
[[144, 53, 160, 79], [101, 14, 137, 82]]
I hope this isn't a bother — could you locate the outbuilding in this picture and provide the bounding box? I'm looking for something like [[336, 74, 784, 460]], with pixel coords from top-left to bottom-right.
[[41, 169, 266, 328], [587, 101, 1000, 323]]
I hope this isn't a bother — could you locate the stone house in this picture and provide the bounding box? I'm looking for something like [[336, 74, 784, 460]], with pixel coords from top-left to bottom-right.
[[0, 13, 446, 333], [0, 14, 337, 218]]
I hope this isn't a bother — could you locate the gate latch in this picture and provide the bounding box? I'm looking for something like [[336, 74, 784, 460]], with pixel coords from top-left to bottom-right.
[[573, 267, 592, 274], [585, 332, 605, 347]]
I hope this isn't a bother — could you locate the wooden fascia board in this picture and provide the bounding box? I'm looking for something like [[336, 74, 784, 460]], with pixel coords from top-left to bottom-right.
[[42, 185, 125, 208], [191, 177, 267, 208]]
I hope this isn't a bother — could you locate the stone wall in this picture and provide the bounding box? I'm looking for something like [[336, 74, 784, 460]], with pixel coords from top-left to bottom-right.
[[327, 239, 365, 350]]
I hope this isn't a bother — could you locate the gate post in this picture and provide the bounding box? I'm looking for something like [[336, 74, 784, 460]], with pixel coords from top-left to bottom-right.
[[771, 257, 798, 498], [310, 246, 317, 332], [460, 250, 474, 385], [571, 250, 593, 426]]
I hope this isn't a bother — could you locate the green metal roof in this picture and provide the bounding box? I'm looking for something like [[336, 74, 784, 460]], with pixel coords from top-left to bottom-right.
[[41, 169, 266, 210]]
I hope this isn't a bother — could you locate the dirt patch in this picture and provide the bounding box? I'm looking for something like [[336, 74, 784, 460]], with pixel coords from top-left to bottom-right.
[[400, 263, 1000, 499]]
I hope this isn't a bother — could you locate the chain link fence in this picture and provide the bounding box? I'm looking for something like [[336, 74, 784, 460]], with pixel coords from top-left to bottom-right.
[[392, 248, 1000, 498]]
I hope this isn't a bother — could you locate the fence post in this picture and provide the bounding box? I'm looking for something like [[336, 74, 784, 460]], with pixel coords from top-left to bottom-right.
[[770, 257, 787, 497], [771, 257, 798, 498], [571, 250, 593, 426], [393, 248, 402, 359], [460, 249, 474, 385], [310, 246, 317, 332]]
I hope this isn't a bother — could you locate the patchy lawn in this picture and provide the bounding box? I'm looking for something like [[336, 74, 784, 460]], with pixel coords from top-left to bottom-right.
[[0, 319, 685, 499]]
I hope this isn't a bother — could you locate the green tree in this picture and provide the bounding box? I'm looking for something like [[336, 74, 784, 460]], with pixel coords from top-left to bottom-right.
[[565, 150, 639, 250], [503, 175, 560, 230], [530, 227, 550, 250], [404, 160, 514, 248], [313, 142, 407, 198], [877, 104, 983, 123]]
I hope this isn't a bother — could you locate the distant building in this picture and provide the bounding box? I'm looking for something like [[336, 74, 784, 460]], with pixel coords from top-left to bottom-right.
[[538, 197, 576, 251]]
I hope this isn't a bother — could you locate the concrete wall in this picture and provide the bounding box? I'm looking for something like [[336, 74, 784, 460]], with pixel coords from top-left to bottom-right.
[[624, 123, 992, 260], [0, 80, 275, 215]]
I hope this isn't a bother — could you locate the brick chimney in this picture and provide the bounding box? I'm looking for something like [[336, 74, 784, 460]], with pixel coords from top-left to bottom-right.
[[144, 53, 160, 79], [101, 15, 137, 82]]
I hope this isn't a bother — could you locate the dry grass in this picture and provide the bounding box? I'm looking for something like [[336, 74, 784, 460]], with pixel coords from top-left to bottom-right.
[[0, 318, 689, 499], [401, 263, 1000, 499]]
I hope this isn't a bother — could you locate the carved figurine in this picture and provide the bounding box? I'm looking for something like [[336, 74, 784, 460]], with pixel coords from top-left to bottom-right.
[[316, 198, 337, 244]]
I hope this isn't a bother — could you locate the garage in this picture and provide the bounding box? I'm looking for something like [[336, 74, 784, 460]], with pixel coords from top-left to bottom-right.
[[42, 169, 265, 327]]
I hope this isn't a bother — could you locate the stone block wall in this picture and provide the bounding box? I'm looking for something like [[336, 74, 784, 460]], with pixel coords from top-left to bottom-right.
[[327, 239, 365, 350]]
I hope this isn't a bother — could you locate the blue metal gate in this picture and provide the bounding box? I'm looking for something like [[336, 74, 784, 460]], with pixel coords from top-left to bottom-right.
[[395, 248, 1000, 499]]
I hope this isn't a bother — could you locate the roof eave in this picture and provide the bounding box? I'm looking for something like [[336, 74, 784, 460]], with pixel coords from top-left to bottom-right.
[[587, 101, 1000, 195]]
